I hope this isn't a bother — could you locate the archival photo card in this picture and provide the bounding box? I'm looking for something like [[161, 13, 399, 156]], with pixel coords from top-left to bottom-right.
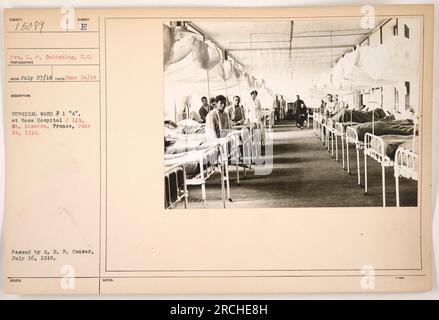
[[2, 5, 434, 294]]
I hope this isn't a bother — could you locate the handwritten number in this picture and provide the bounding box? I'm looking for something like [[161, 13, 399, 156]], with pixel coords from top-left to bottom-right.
[[14, 21, 45, 33]]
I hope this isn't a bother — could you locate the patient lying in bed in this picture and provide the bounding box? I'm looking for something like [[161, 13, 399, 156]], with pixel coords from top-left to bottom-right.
[[163, 114, 249, 178], [330, 107, 390, 124], [163, 118, 230, 177], [353, 118, 416, 141], [164, 119, 213, 154]]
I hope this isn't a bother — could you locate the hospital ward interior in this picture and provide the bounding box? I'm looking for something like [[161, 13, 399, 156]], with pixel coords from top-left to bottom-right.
[[163, 18, 420, 209]]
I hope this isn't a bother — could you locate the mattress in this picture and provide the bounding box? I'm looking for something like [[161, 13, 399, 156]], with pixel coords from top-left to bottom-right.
[[164, 129, 242, 177], [164, 137, 222, 177], [164, 150, 205, 177]]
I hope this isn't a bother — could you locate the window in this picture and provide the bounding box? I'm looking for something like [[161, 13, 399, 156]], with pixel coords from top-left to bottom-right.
[[369, 87, 381, 109], [394, 87, 399, 112], [380, 26, 383, 44], [404, 24, 410, 38], [405, 81, 410, 110]]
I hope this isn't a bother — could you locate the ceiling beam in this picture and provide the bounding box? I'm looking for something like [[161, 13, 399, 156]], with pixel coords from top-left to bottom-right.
[[229, 44, 357, 52], [288, 21, 294, 61], [357, 18, 393, 47], [293, 27, 375, 35], [229, 32, 369, 44]]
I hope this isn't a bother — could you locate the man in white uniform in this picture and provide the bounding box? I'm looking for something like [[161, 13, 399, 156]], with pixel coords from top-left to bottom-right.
[[247, 90, 262, 123], [325, 94, 337, 116]]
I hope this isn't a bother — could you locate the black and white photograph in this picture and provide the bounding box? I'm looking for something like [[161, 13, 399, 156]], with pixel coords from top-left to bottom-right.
[[163, 17, 421, 209]]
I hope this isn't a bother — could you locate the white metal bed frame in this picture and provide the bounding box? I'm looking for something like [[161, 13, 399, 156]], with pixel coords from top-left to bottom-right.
[[314, 115, 360, 181], [315, 113, 326, 144], [322, 115, 327, 145], [314, 109, 417, 208], [313, 112, 319, 135], [363, 132, 395, 207], [164, 164, 189, 209], [219, 132, 242, 201], [240, 123, 253, 177], [307, 111, 314, 128], [325, 117, 336, 158], [345, 125, 363, 186], [168, 121, 262, 208], [394, 146, 418, 207], [183, 143, 229, 208], [334, 122, 345, 165], [251, 121, 263, 162]]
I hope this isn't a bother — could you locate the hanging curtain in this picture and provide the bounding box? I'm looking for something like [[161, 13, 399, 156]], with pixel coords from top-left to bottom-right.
[[206, 45, 221, 69], [163, 24, 175, 68], [166, 34, 197, 67], [360, 37, 418, 83], [192, 39, 210, 69]]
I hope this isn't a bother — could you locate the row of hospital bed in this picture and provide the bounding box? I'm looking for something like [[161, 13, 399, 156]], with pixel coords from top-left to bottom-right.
[[313, 108, 418, 207], [164, 110, 274, 209]]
